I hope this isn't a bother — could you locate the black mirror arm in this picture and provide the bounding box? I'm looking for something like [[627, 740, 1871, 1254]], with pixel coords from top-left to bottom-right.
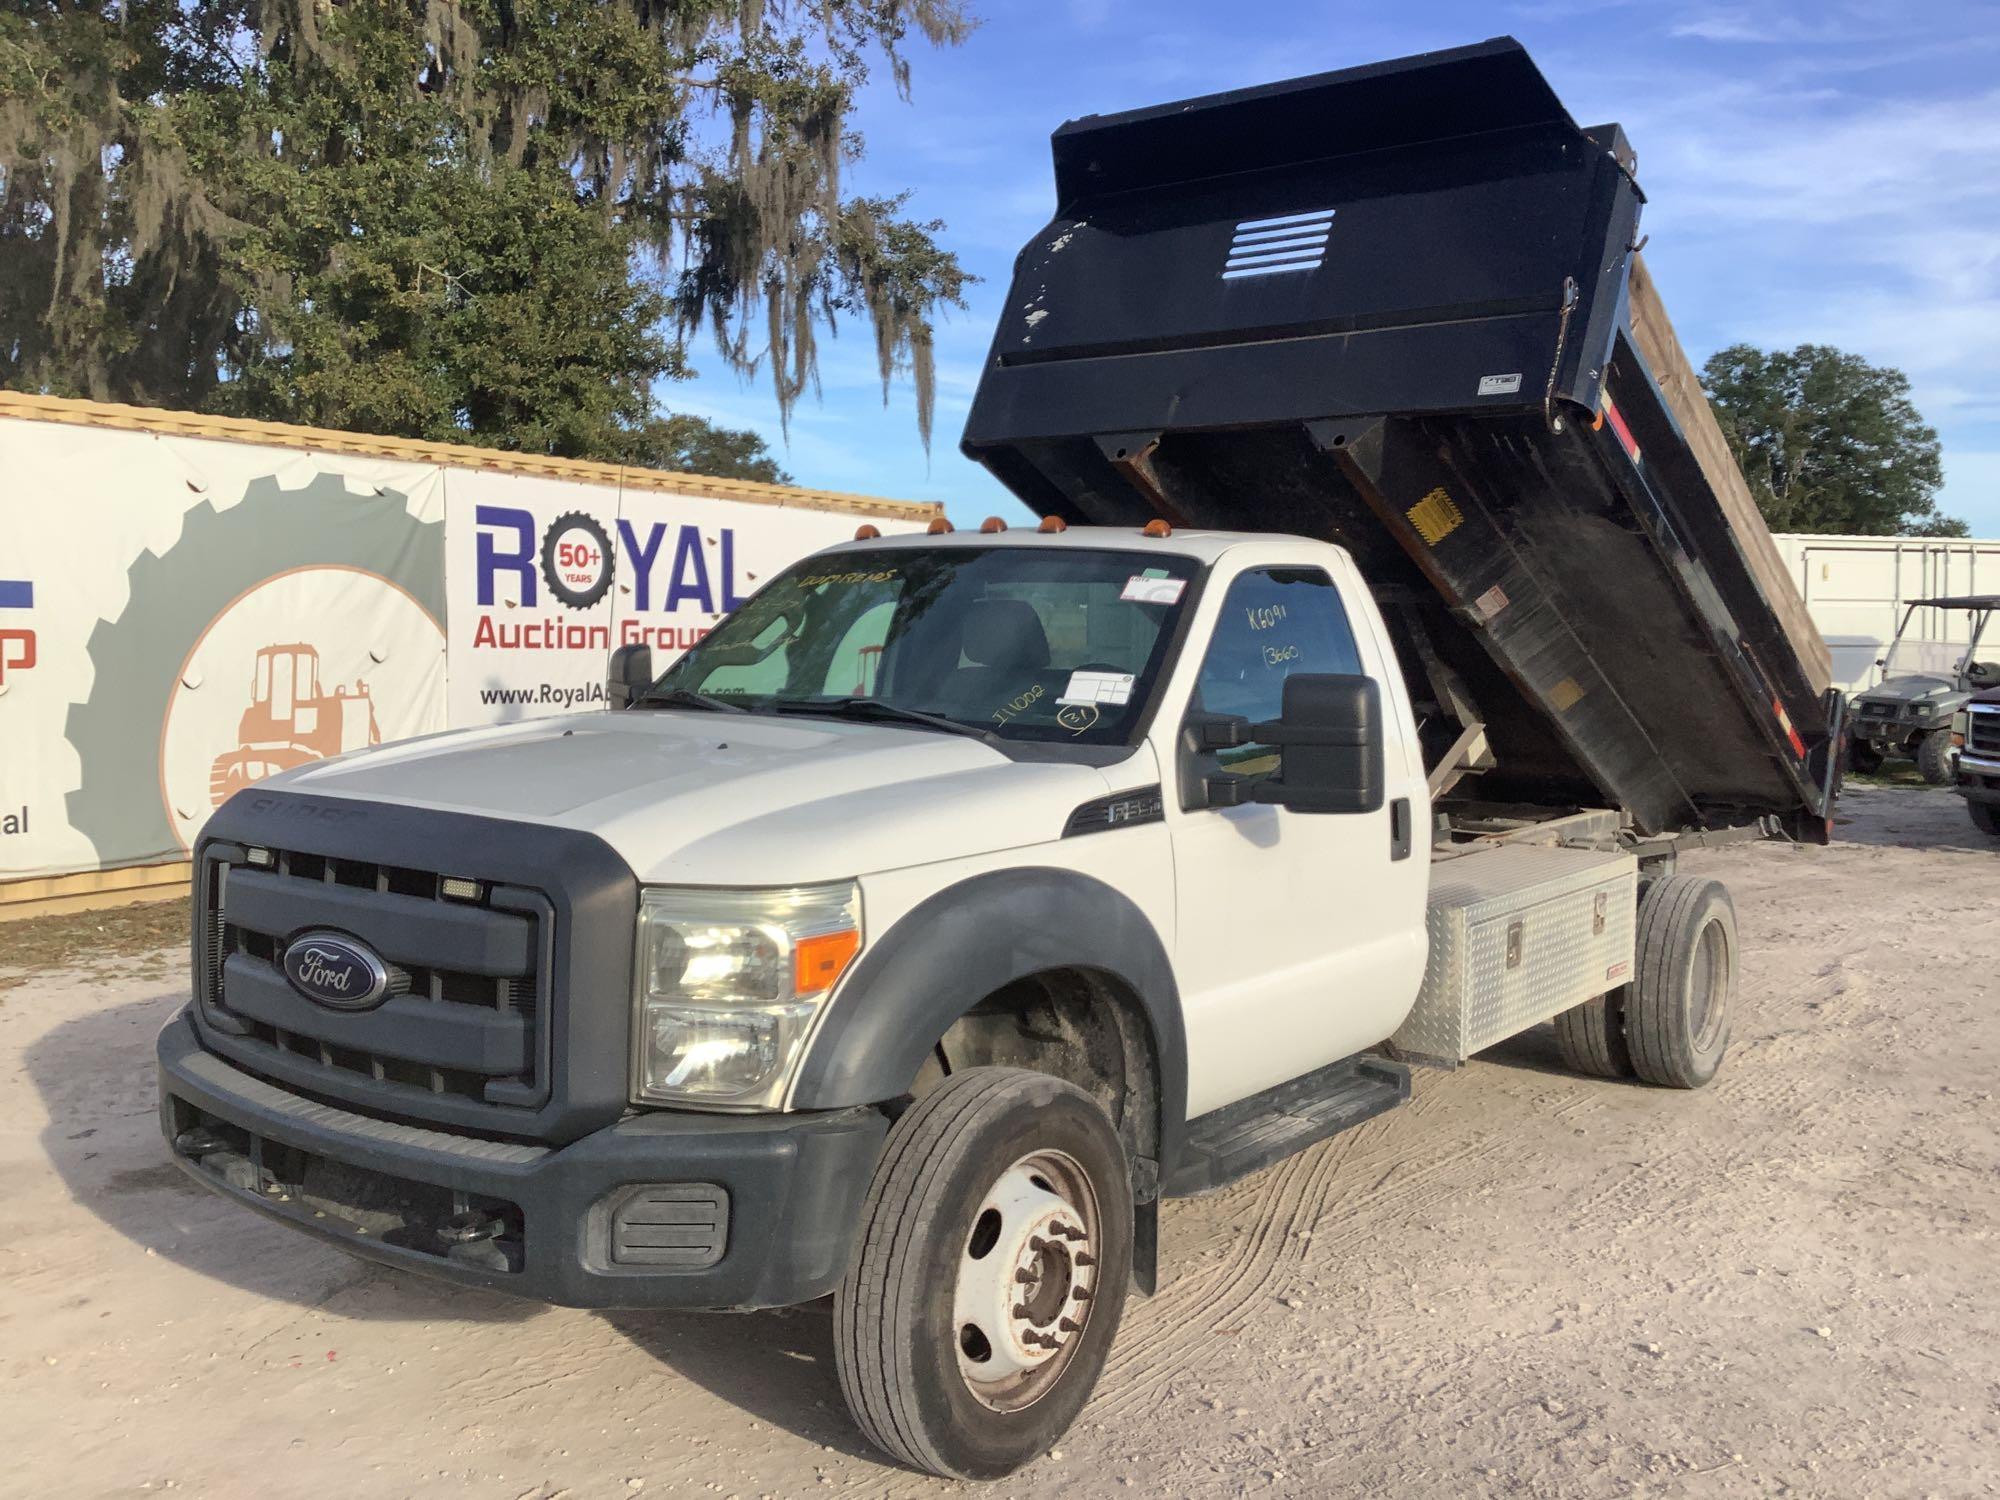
[[1200, 715, 1368, 749]]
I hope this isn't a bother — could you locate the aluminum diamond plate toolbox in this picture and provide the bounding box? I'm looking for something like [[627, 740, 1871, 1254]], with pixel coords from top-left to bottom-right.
[[1392, 844, 1638, 1064]]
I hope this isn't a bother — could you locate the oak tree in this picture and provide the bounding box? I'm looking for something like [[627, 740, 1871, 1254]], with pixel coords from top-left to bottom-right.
[[1701, 343, 1960, 537], [0, 1, 971, 480]]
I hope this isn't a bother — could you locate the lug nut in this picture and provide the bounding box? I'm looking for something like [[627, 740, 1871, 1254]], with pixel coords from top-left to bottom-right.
[[1029, 1235, 1049, 1253], [1014, 1268, 1037, 1284], [1072, 1286, 1092, 1302], [1059, 1316, 1082, 1333], [1075, 1251, 1096, 1268], [1012, 1302, 1030, 1318]]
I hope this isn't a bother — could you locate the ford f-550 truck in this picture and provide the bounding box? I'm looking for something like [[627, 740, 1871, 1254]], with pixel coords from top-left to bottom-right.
[[157, 38, 1843, 1480]]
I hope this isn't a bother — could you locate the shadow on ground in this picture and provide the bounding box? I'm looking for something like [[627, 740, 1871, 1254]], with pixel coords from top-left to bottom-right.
[[1832, 786, 1998, 855], [24, 988, 885, 1456], [604, 1301, 890, 1464]]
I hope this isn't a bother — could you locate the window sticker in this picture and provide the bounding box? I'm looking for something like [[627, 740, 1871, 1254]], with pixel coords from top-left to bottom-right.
[[1058, 669, 1137, 706], [1120, 575, 1187, 605]]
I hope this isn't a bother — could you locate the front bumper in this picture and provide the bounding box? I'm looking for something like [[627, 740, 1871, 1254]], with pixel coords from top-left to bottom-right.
[[1854, 715, 1937, 748], [158, 1011, 886, 1310], [1957, 752, 2000, 805]]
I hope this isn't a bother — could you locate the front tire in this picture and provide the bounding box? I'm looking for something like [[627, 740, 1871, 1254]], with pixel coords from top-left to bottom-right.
[[1916, 728, 1956, 785], [1626, 875, 1736, 1089], [1847, 740, 1884, 775], [834, 1068, 1133, 1479], [1970, 800, 2000, 837]]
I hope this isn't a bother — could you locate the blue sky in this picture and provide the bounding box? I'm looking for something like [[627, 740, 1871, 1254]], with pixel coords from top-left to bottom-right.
[[663, 0, 2000, 536]]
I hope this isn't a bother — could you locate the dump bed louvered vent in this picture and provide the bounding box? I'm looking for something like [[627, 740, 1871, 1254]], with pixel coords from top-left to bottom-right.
[[1222, 209, 1335, 279]]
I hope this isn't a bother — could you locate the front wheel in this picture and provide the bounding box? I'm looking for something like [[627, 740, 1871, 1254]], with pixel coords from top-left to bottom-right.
[[1916, 728, 1957, 785], [1847, 740, 1884, 775], [1970, 800, 2000, 837], [834, 1068, 1134, 1479]]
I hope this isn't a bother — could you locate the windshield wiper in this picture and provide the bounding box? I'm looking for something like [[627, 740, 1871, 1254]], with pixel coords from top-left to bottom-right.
[[630, 686, 748, 714], [767, 697, 995, 742]]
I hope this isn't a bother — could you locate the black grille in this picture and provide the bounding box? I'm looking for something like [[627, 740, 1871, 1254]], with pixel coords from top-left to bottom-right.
[[1971, 707, 2000, 757], [197, 846, 549, 1113]]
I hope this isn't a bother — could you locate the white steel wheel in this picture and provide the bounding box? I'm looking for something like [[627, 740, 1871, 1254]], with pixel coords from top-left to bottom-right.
[[952, 1149, 1102, 1411], [834, 1068, 1133, 1480]]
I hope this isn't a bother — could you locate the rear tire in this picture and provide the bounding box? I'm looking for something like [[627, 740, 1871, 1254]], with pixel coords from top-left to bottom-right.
[[1626, 875, 1736, 1089], [1553, 989, 1634, 1079], [1970, 801, 2000, 837], [1916, 728, 1956, 785], [834, 1068, 1133, 1480]]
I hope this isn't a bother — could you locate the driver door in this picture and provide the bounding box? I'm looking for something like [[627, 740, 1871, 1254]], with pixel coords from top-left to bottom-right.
[[1166, 558, 1428, 1118]]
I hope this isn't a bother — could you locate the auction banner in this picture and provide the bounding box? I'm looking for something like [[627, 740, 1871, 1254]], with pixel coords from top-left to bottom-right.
[[0, 402, 930, 883]]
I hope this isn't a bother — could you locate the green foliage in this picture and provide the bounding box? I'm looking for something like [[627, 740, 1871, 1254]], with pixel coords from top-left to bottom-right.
[[1700, 343, 1957, 537], [617, 412, 791, 485], [0, 0, 971, 481]]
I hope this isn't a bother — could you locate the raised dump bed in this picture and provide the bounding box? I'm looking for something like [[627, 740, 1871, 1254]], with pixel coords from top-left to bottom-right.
[[962, 36, 1842, 843]]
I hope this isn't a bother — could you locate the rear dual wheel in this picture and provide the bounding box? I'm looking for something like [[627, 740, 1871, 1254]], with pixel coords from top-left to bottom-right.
[[1555, 874, 1736, 1089], [834, 1068, 1133, 1479]]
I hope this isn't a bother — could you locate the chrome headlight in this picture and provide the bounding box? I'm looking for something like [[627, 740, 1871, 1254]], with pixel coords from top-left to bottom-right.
[[631, 883, 861, 1110]]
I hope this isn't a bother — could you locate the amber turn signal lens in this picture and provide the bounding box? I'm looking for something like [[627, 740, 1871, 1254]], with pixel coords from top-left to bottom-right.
[[794, 928, 862, 994]]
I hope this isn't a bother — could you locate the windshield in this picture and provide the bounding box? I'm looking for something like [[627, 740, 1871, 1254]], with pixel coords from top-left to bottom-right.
[[1882, 607, 1995, 682], [646, 546, 1199, 745]]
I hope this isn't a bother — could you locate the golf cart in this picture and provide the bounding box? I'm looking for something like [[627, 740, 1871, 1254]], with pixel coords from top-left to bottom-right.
[[1848, 595, 2000, 783]]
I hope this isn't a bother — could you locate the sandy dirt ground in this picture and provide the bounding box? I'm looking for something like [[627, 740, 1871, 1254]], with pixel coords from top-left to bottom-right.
[[3, 786, 1997, 1500]]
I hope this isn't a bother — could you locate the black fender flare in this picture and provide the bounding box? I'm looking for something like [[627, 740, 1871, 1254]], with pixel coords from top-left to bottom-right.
[[790, 867, 1188, 1172]]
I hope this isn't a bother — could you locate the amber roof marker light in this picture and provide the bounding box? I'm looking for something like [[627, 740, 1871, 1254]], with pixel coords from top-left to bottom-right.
[[853, 523, 882, 540], [927, 517, 954, 534], [979, 516, 1008, 533], [1037, 515, 1069, 533], [1142, 518, 1173, 538]]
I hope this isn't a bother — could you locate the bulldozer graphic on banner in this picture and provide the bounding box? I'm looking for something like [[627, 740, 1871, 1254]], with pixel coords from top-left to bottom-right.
[[209, 643, 380, 807]]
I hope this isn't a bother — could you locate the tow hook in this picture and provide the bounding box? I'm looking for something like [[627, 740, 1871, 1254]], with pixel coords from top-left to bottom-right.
[[440, 1210, 513, 1272]]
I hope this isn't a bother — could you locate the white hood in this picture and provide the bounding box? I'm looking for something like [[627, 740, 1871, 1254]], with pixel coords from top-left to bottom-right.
[[268, 709, 1123, 885]]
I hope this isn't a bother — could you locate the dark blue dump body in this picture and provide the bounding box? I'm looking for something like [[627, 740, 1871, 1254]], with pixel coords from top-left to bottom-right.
[[963, 37, 1839, 842]]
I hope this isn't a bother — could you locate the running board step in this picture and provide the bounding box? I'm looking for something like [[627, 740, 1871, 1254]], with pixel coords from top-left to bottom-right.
[[1165, 1055, 1410, 1196]]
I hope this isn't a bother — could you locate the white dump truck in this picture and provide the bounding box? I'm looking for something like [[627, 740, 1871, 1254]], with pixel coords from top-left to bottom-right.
[[158, 38, 1841, 1480]]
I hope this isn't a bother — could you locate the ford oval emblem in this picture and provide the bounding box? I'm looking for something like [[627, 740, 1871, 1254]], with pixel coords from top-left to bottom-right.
[[282, 931, 391, 1011]]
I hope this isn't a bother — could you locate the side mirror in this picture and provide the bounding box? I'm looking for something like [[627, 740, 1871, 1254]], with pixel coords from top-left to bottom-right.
[[605, 643, 653, 709], [1202, 673, 1385, 814]]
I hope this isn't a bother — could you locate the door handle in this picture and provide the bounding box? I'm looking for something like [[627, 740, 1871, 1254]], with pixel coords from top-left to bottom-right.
[[1389, 797, 1413, 860]]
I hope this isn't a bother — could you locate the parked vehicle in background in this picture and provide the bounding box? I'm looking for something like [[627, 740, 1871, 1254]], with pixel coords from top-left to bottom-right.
[[1846, 595, 2000, 782], [1954, 689, 2000, 837]]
